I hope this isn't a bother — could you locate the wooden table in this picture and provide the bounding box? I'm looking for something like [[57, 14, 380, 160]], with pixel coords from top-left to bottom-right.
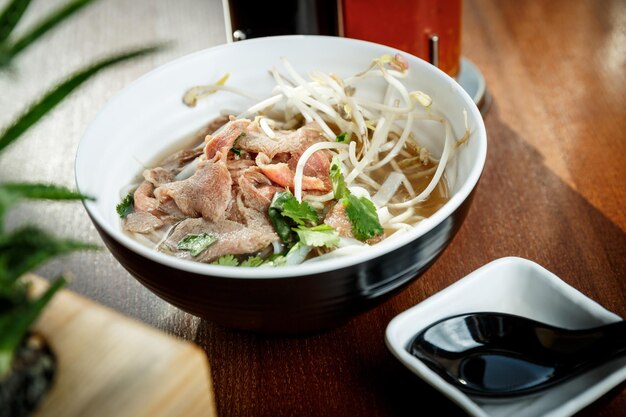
[[1, 0, 624, 416]]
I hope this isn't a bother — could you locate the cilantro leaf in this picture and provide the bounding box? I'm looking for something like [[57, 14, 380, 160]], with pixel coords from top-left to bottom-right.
[[294, 224, 339, 248], [231, 147, 241, 156], [269, 191, 319, 244], [279, 194, 318, 226], [343, 194, 384, 241], [268, 193, 296, 244], [116, 191, 134, 219], [261, 254, 286, 267], [212, 254, 239, 266], [336, 132, 348, 142], [330, 156, 350, 200], [177, 233, 217, 257], [240, 256, 264, 267]]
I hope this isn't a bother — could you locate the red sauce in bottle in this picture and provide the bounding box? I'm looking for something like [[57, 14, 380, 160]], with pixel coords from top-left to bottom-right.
[[341, 0, 462, 76]]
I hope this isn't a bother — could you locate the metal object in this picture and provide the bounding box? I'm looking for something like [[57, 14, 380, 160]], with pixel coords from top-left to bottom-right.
[[233, 29, 247, 41], [429, 34, 439, 68]]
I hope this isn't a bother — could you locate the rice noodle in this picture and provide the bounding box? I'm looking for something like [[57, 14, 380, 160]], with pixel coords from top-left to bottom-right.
[[390, 160, 416, 196], [388, 207, 415, 224], [372, 172, 405, 208]]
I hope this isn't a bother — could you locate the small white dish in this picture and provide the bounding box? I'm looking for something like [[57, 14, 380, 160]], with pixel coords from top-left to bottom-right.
[[385, 257, 626, 417]]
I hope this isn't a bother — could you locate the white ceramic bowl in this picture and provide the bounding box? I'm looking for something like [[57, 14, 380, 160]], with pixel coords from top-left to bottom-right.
[[76, 36, 487, 332], [386, 257, 626, 417]]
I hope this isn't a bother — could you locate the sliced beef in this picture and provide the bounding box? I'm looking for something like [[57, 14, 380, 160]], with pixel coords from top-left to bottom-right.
[[226, 188, 246, 223], [227, 159, 257, 184], [324, 201, 353, 238], [237, 122, 325, 157], [133, 181, 159, 213], [256, 152, 328, 192], [154, 159, 231, 222], [154, 199, 186, 223], [160, 148, 204, 171], [203, 115, 230, 136], [124, 211, 164, 233], [204, 119, 332, 191], [236, 198, 276, 236], [238, 166, 282, 212], [161, 218, 276, 263], [204, 117, 251, 160], [143, 167, 175, 187], [157, 116, 229, 171], [288, 145, 331, 190]]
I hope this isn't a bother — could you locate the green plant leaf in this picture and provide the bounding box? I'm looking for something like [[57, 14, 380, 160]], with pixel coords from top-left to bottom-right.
[[294, 224, 339, 248], [0, 226, 98, 284], [211, 255, 238, 266], [115, 191, 134, 219], [0, 276, 65, 377], [0, 44, 164, 154], [177, 233, 217, 257], [343, 194, 384, 241], [0, 183, 92, 231], [4, 0, 97, 60], [330, 156, 350, 200], [0, 0, 32, 43], [0, 183, 89, 200], [240, 256, 264, 267]]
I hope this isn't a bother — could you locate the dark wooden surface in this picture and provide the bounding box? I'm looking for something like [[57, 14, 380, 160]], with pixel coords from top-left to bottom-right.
[[1, 0, 624, 416]]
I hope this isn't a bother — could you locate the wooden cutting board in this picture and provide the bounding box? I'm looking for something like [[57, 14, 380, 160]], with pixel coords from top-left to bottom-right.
[[27, 275, 217, 417]]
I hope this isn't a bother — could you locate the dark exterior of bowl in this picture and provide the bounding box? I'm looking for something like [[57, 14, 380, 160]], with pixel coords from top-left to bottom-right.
[[92, 190, 475, 334]]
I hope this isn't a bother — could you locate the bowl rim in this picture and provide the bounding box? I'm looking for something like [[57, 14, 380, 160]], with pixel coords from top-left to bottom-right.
[[76, 35, 488, 279]]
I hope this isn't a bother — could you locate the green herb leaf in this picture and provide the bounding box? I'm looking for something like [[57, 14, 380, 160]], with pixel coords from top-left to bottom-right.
[[277, 193, 318, 226], [268, 197, 295, 244], [335, 132, 348, 142], [0, 44, 164, 154], [231, 147, 241, 156], [329, 156, 350, 200], [0, 276, 65, 377], [269, 191, 319, 245], [0, 226, 98, 284], [116, 191, 134, 219], [240, 256, 264, 267], [0, 0, 32, 44], [177, 233, 217, 257], [343, 194, 384, 241], [212, 255, 239, 266], [294, 224, 339, 248], [260, 254, 286, 267]]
